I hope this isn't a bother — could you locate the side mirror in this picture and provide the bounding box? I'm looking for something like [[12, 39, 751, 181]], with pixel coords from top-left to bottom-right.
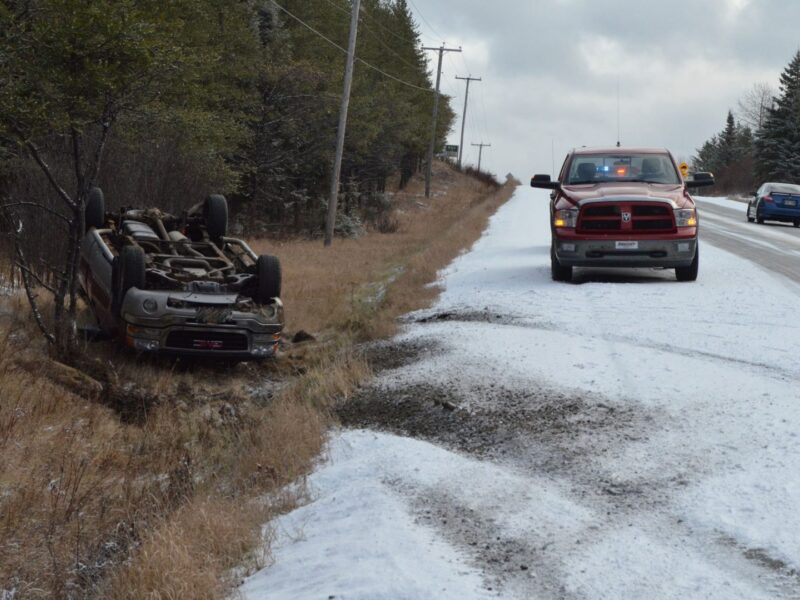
[[686, 171, 715, 188], [751, 191, 759, 197], [530, 174, 561, 190]]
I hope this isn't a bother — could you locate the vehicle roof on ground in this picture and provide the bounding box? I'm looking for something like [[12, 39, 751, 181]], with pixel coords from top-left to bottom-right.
[[763, 182, 800, 193], [569, 147, 671, 156]]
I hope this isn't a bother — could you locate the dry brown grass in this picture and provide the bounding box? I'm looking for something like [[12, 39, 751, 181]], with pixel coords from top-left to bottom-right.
[[0, 311, 324, 598], [251, 162, 515, 338], [0, 163, 516, 598]]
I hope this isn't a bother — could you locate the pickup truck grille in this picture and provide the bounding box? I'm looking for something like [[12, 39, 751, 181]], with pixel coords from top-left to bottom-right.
[[577, 202, 675, 234], [165, 329, 249, 351]]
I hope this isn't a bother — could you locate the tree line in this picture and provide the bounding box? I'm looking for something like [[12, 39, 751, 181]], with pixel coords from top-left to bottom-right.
[[0, 0, 454, 353], [693, 50, 800, 193]]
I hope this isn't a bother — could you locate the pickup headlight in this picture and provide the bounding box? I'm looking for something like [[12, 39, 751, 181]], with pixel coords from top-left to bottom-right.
[[674, 208, 697, 227], [554, 208, 579, 228]]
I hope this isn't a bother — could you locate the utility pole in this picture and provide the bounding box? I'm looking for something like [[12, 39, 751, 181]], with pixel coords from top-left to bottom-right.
[[471, 142, 491, 171], [455, 75, 481, 169], [324, 0, 361, 247], [423, 44, 461, 198]]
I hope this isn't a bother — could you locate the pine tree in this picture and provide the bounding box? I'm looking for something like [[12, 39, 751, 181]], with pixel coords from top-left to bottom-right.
[[754, 50, 800, 183], [719, 110, 737, 166]]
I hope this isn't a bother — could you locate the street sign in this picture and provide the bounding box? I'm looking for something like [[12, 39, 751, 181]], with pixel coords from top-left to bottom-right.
[[444, 144, 459, 159], [679, 162, 690, 178]]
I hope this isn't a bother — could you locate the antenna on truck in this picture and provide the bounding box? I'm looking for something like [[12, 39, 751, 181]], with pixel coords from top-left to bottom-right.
[[616, 79, 621, 147]]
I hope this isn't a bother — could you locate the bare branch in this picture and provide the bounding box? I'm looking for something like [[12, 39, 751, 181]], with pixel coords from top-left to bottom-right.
[[0, 201, 71, 224], [70, 126, 85, 197], [13, 236, 55, 344], [14, 260, 57, 294], [85, 110, 115, 185], [24, 141, 76, 209]]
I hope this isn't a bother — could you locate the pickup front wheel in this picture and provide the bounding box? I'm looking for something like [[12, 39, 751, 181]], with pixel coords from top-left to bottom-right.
[[675, 246, 699, 282], [551, 243, 572, 283]]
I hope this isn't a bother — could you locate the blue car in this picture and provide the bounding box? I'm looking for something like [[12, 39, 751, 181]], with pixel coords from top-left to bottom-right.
[[747, 182, 800, 226]]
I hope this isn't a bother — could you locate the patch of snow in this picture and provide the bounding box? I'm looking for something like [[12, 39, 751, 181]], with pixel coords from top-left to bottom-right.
[[245, 186, 800, 597], [240, 430, 505, 599]]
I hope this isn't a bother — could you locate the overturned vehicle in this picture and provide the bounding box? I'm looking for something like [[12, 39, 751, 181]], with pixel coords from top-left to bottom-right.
[[79, 189, 283, 360]]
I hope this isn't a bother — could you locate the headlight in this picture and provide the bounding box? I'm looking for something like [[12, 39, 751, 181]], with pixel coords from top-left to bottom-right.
[[554, 208, 578, 228], [674, 208, 697, 227], [142, 298, 158, 313]]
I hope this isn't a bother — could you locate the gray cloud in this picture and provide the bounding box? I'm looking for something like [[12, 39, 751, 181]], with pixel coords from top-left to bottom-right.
[[408, 0, 799, 178]]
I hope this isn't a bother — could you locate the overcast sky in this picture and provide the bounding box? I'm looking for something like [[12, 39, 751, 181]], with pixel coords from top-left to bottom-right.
[[406, 0, 798, 180]]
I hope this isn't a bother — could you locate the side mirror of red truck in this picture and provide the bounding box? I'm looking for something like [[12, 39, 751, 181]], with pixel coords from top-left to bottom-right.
[[530, 174, 561, 190], [686, 172, 715, 188]]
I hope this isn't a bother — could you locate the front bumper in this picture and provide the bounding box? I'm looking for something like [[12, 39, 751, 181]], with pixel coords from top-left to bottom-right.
[[120, 289, 283, 359], [554, 237, 697, 268]]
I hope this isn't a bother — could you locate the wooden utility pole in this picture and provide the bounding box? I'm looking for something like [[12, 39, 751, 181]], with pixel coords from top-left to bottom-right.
[[324, 0, 361, 247], [455, 75, 481, 169], [471, 142, 491, 171], [423, 44, 461, 198]]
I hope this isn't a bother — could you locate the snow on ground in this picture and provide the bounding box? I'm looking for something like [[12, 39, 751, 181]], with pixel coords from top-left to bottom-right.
[[243, 186, 800, 598], [241, 429, 595, 599], [695, 195, 747, 213]]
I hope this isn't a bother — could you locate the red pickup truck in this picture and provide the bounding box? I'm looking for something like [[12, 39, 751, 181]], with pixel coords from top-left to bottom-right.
[[531, 147, 714, 282]]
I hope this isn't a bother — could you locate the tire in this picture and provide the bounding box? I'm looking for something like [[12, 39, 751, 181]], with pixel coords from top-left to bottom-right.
[[112, 245, 146, 314], [756, 204, 765, 224], [794, 220, 800, 228], [256, 254, 282, 303], [746, 204, 754, 223], [551, 243, 572, 282], [85, 187, 105, 231], [675, 246, 699, 282], [204, 194, 228, 240]]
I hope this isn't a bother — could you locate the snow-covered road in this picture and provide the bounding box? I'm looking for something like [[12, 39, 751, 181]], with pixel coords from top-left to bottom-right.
[[242, 187, 800, 599]]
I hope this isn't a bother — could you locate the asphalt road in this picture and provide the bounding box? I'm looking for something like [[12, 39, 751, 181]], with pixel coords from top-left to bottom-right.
[[697, 198, 800, 284]]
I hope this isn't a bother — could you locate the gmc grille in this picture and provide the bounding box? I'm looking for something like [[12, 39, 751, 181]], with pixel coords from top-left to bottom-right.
[[165, 330, 249, 351]]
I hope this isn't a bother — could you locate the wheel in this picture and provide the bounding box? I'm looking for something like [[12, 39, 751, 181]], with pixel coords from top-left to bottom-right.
[[756, 204, 764, 224], [255, 254, 282, 303], [675, 246, 699, 282], [794, 220, 800, 228], [551, 243, 572, 282], [112, 245, 146, 314], [204, 194, 228, 240], [746, 204, 754, 223], [85, 187, 105, 231]]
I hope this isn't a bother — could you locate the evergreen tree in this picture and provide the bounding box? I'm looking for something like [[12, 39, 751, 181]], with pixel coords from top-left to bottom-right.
[[754, 50, 800, 183], [719, 110, 737, 166]]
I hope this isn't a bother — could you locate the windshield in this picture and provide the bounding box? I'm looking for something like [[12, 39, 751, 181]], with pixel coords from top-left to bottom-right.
[[566, 153, 681, 185]]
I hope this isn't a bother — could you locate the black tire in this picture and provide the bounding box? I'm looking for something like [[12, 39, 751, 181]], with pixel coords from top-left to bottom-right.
[[676, 246, 699, 282], [746, 204, 754, 223], [112, 245, 146, 314], [85, 187, 105, 231], [256, 254, 282, 303], [794, 220, 800, 228], [756, 204, 765, 224], [551, 243, 572, 282], [204, 194, 228, 240]]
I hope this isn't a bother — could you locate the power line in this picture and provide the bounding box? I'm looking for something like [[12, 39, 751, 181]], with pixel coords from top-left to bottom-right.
[[407, 0, 445, 42], [324, 0, 431, 48], [271, 1, 433, 94], [318, 0, 423, 73]]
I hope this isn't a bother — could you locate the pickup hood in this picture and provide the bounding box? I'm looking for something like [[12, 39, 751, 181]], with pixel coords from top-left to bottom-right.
[[561, 183, 693, 209]]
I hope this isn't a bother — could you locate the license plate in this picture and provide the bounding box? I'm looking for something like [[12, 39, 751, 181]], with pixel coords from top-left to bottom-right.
[[615, 241, 639, 250], [785, 199, 797, 207]]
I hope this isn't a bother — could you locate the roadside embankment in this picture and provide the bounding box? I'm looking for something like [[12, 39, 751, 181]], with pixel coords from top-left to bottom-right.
[[0, 162, 517, 598]]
